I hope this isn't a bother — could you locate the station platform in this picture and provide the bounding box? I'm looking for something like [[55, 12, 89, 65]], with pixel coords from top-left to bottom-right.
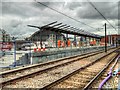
[[0, 45, 113, 69]]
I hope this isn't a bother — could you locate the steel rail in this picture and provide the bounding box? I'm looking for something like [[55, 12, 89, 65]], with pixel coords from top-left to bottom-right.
[[1, 48, 107, 76], [40, 49, 119, 90], [1, 49, 104, 86], [83, 53, 119, 89], [1, 47, 119, 87]]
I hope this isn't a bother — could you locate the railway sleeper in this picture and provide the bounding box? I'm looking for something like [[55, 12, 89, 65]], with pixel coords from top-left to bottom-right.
[[57, 84, 77, 88], [62, 80, 84, 87], [79, 71, 97, 76], [86, 66, 105, 71], [70, 75, 92, 79], [69, 77, 90, 82]]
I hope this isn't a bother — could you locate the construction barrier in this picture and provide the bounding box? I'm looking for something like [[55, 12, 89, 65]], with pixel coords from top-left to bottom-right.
[[38, 48, 41, 52], [34, 48, 37, 52], [57, 40, 61, 48], [43, 44, 46, 51], [67, 40, 71, 47]]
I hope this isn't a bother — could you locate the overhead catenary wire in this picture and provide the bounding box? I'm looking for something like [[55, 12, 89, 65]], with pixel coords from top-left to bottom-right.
[[35, 0, 97, 30], [87, 0, 117, 32]]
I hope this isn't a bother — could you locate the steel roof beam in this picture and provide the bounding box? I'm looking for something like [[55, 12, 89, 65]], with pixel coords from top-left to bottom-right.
[[69, 27, 78, 32], [47, 24, 68, 33], [59, 25, 70, 29], [50, 23, 62, 27], [67, 27, 81, 33], [55, 24, 68, 29], [63, 26, 95, 37], [61, 25, 75, 30], [42, 21, 57, 28], [42, 23, 63, 31], [27, 25, 40, 29], [28, 21, 58, 29], [71, 28, 88, 35], [65, 27, 76, 32]]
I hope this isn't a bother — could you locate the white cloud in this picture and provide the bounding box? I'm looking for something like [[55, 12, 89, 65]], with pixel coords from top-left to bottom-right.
[[1, 1, 119, 39]]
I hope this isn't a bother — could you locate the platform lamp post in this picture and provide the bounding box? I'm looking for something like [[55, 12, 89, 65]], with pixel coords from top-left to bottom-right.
[[28, 35, 32, 64], [12, 36, 17, 67]]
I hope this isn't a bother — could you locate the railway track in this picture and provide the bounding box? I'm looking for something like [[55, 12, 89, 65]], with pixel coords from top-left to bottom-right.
[[0, 51, 102, 78], [1, 49, 105, 84], [40, 49, 119, 89], [1, 47, 119, 88], [103, 63, 118, 88], [88, 54, 119, 89]]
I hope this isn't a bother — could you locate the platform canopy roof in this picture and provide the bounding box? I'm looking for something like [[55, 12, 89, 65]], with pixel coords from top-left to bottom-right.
[[28, 21, 102, 39]]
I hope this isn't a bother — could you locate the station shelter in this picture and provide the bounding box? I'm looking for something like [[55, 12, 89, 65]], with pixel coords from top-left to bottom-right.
[[27, 21, 102, 50]]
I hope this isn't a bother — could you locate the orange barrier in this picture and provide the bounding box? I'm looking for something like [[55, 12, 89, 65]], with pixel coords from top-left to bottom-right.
[[42, 43, 46, 51], [38, 48, 41, 52], [57, 40, 61, 48], [34, 48, 37, 52], [67, 40, 71, 47], [43, 48, 46, 51], [93, 40, 96, 45], [90, 40, 96, 45]]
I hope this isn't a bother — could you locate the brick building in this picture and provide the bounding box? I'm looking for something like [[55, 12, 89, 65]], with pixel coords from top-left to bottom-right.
[[101, 34, 120, 46]]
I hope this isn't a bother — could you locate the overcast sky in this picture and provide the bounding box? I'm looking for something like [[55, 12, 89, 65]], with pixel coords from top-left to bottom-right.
[[0, 0, 119, 39]]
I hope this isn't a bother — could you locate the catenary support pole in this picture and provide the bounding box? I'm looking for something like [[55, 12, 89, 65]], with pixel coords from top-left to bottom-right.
[[105, 23, 107, 52]]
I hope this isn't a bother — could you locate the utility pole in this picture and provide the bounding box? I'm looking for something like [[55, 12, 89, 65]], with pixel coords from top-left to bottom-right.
[[12, 37, 16, 67], [116, 37, 117, 48], [105, 23, 107, 52], [29, 38, 32, 64]]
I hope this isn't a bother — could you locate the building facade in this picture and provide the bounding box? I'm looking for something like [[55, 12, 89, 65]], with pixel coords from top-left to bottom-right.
[[101, 34, 120, 46]]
